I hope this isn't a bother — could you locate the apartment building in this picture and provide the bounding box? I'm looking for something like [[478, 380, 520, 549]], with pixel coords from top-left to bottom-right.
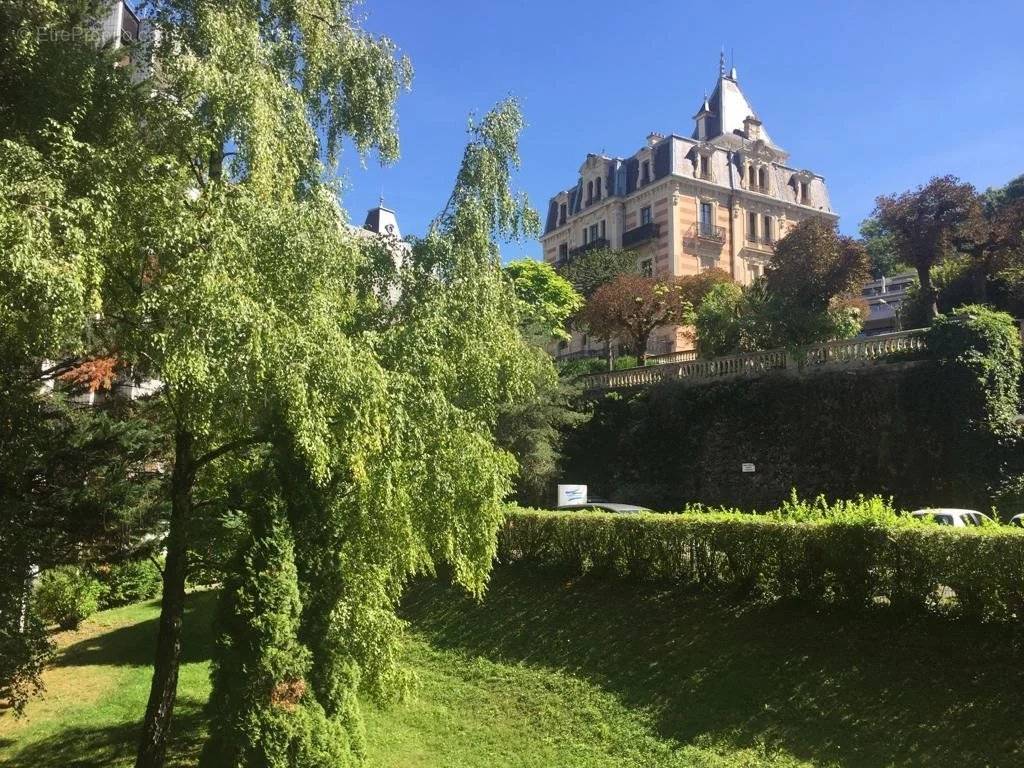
[[860, 272, 916, 336], [542, 56, 837, 358]]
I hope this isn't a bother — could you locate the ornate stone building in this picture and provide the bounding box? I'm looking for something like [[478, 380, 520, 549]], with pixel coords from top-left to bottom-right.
[[542, 56, 837, 357]]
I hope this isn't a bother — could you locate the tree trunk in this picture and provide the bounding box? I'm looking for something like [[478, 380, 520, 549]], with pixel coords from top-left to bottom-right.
[[916, 264, 939, 321], [136, 429, 194, 768], [971, 262, 987, 304], [636, 332, 650, 367]]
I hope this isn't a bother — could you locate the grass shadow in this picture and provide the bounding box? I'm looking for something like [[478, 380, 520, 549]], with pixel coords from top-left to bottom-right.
[[402, 564, 1024, 768], [1, 699, 208, 768], [55, 590, 218, 669]]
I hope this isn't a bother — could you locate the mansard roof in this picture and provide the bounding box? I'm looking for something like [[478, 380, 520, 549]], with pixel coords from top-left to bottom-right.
[[692, 67, 776, 148]]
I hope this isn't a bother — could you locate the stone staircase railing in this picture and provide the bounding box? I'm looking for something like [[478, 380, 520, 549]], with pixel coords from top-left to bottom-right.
[[583, 330, 927, 391]]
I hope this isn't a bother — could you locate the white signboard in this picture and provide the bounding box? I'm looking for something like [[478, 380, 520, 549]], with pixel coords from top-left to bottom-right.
[[557, 484, 588, 507], [741, 463, 756, 473]]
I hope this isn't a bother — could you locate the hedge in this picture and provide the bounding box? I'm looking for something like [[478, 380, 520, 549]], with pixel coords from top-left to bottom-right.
[[498, 508, 1024, 623]]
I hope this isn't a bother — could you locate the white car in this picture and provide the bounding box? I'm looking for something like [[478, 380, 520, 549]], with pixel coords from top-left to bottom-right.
[[910, 508, 994, 527], [557, 502, 650, 514]]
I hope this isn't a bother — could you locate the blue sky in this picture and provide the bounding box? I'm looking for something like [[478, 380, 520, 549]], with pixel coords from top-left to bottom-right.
[[340, 0, 1024, 259]]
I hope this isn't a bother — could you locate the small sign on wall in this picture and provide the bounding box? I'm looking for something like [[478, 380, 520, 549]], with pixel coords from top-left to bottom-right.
[[557, 484, 588, 507], [741, 463, 756, 473]]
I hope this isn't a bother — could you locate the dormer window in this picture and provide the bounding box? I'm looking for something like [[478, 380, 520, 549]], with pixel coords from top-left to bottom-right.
[[559, 203, 567, 225], [595, 177, 602, 200], [641, 160, 650, 185], [758, 167, 767, 192], [699, 155, 710, 180], [792, 172, 814, 205], [586, 180, 594, 205]]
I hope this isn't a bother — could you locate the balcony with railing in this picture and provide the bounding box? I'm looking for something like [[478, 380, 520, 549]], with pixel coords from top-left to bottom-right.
[[622, 222, 660, 249], [745, 234, 775, 249], [568, 238, 609, 259], [582, 330, 928, 391], [691, 222, 725, 243]]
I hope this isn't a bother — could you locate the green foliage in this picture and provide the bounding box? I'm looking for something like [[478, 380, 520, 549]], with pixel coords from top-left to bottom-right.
[[502, 259, 583, 342], [201, 497, 351, 768], [2, 0, 540, 758], [34, 566, 103, 631], [95, 560, 163, 609], [496, 349, 588, 507], [0, 363, 163, 709], [691, 220, 868, 356], [694, 282, 746, 357], [928, 305, 1024, 434], [557, 357, 609, 378], [614, 355, 639, 370], [499, 505, 1024, 620], [874, 175, 981, 319], [0, 594, 51, 715], [559, 246, 637, 298], [859, 216, 907, 278]]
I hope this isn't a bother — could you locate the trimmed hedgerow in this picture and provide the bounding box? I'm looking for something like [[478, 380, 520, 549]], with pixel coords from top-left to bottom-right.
[[498, 504, 1024, 623]]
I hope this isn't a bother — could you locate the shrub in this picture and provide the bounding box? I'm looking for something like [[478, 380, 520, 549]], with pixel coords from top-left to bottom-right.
[[557, 357, 607, 378], [34, 566, 103, 630], [95, 559, 163, 608], [499, 504, 1024, 623], [928, 305, 1023, 434]]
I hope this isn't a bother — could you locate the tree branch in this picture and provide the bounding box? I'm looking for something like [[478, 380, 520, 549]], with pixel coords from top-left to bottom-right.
[[194, 435, 264, 471]]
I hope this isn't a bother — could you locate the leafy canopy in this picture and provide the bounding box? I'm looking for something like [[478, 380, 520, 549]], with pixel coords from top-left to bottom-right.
[[503, 259, 583, 342]]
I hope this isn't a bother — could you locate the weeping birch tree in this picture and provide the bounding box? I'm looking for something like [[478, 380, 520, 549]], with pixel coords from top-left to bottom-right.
[[2, 1, 547, 766]]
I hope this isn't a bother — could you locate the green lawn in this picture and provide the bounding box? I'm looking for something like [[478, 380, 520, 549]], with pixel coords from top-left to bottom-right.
[[2, 567, 1022, 767]]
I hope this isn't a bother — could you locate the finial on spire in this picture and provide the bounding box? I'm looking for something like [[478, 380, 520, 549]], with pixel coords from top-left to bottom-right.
[[719, 48, 725, 76]]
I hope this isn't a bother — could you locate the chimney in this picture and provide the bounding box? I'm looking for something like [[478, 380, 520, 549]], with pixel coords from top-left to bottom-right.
[[743, 115, 762, 141]]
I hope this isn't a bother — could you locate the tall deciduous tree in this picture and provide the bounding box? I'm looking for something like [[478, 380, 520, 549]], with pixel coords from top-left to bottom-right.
[[762, 217, 870, 347], [559, 246, 637, 298], [858, 216, 905, 278], [502, 259, 583, 342], [581, 274, 688, 365], [874, 176, 980, 320]]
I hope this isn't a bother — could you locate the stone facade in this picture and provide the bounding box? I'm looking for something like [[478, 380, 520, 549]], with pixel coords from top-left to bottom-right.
[[542, 59, 838, 358]]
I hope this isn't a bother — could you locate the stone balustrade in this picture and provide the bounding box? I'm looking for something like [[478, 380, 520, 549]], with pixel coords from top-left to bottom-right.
[[583, 330, 927, 391]]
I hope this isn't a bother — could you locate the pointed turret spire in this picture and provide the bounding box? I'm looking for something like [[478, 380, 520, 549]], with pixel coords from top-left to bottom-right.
[[691, 53, 776, 147]]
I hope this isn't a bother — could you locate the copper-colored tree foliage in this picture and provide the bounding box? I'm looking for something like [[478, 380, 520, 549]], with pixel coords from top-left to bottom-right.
[[874, 176, 981, 319], [59, 356, 119, 393], [765, 218, 869, 312], [676, 267, 732, 311], [582, 274, 689, 364]]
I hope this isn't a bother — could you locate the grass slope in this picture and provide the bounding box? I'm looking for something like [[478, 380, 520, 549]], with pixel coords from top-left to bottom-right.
[[2, 567, 1022, 767]]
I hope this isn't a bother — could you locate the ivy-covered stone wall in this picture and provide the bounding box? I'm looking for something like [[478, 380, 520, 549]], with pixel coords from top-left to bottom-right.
[[561, 307, 1024, 515]]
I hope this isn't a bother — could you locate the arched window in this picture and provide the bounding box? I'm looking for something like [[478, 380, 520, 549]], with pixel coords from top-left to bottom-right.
[[757, 167, 767, 191], [586, 180, 594, 204], [595, 177, 602, 200]]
